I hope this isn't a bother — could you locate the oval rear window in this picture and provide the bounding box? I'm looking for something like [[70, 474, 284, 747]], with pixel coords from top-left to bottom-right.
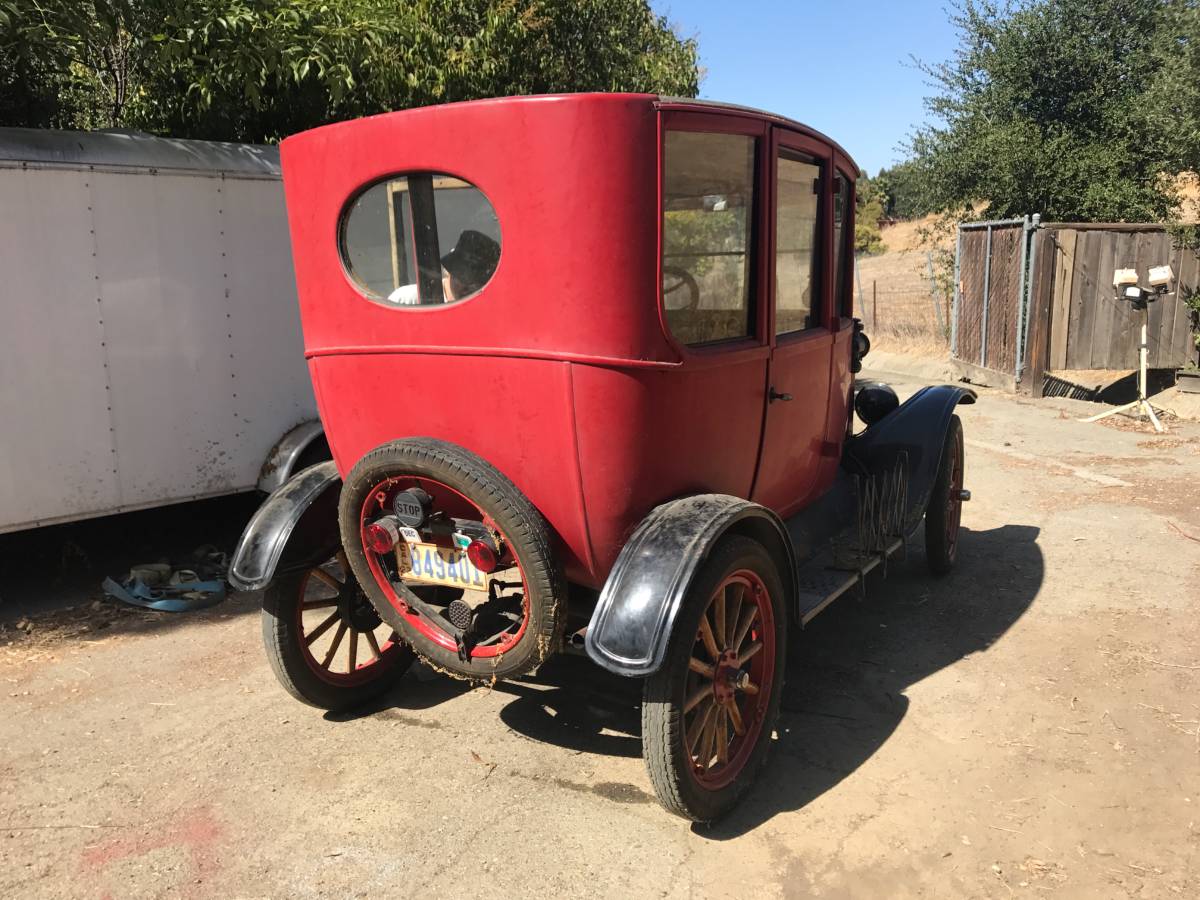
[[340, 173, 501, 307]]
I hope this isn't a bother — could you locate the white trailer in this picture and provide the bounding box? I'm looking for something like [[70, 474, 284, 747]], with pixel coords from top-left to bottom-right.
[[0, 128, 324, 534]]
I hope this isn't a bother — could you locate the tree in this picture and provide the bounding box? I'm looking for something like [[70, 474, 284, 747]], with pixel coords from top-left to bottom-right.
[[906, 0, 1200, 222], [855, 172, 885, 254], [875, 160, 931, 220], [0, 0, 700, 142]]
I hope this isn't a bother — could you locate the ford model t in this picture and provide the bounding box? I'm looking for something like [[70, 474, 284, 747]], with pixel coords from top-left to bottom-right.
[[229, 94, 974, 822]]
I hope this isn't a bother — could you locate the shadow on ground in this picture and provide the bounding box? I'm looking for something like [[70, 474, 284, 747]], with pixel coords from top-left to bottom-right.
[[482, 523, 1043, 835], [0, 493, 263, 633]]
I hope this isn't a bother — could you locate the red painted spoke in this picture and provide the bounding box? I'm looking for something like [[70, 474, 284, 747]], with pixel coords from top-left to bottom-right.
[[685, 681, 713, 714], [726, 699, 745, 736], [687, 699, 716, 756], [713, 586, 727, 648], [310, 568, 341, 591], [301, 598, 338, 611], [322, 622, 347, 669], [365, 629, 382, 661], [699, 706, 719, 769], [737, 640, 763, 668], [715, 706, 729, 764], [348, 629, 359, 672], [305, 611, 340, 646], [697, 614, 721, 662], [732, 602, 757, 654], [725, 582, 745, 649]]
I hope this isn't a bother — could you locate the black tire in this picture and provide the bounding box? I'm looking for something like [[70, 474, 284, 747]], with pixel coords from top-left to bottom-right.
[[925, 414, 965, 575], [262, 555, 414, 711], [642, 535, 787, 823], [338, 438, 565, 682]]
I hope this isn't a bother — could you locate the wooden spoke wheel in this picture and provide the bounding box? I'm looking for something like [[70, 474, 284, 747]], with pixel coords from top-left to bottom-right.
[[642, 535, 787, 822], [262, 550, 414, 710], [925, 414, 965, 575]]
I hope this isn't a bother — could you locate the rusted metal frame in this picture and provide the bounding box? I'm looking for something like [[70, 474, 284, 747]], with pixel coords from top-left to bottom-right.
[[981, 225, 993, 366]]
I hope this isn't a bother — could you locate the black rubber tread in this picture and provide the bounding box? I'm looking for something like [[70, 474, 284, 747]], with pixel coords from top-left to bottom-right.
[[261, 568, 414, 711], [924, 414, 964, 576], [338, 438, 566, 682], [641, 535, 787, 823]]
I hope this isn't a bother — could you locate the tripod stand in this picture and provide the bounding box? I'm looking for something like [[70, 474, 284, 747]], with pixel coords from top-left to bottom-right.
[[1080, 295, 1166, 433]]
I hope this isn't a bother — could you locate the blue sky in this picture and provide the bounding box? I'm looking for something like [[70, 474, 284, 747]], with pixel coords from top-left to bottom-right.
[[653, 1, 962, 175]]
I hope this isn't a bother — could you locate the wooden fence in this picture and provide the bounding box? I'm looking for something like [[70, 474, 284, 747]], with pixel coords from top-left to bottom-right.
[[1023, 224, 1199, 395], [953, 220, 1199, 394]]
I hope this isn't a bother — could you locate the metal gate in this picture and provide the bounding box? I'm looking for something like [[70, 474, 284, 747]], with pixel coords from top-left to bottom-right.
[[952, 215, 1040, 381]]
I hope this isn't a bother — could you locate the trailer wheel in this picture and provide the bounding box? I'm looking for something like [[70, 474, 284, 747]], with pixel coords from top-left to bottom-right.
[[925, 414, 964, 575], [642, 535, 787, 822], [262, 549, 414, 710]]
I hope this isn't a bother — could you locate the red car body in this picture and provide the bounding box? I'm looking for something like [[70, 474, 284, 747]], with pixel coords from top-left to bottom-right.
[[280, 93, 860, 590]]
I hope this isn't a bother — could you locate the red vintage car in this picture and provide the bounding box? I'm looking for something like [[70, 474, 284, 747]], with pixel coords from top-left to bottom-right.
[[231, 93, 974, 822]]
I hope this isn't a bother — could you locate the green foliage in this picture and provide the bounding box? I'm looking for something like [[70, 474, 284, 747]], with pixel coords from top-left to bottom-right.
[[874, 159, 931, 220], [0, 0, 700, 141], [905, 0, 1200, 223], [855, 172, 885, 254]]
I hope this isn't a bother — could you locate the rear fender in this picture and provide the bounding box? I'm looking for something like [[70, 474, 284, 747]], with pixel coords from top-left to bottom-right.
[[843, 384, 976, 534], [228, 461, 342, 592], [584, 495, 796, 677]]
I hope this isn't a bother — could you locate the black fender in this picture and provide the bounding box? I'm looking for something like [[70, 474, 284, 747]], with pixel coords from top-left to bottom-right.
[[584, 495, 796, 677], [843, 384, 976, 535], [228, 461, 342, 592]]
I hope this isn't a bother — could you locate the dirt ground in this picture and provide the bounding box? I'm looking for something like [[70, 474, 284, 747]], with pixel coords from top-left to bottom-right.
[[2, 369, 1200, 899]]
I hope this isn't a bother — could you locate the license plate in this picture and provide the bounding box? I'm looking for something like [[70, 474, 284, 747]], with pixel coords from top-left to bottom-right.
[[397, 542, 488, 590]]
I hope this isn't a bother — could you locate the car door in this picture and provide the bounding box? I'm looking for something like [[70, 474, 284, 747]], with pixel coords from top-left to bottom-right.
[[750, 131, 833, 517]]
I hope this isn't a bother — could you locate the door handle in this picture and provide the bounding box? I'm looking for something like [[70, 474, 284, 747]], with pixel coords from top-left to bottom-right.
[[769, 387, 793, 402]]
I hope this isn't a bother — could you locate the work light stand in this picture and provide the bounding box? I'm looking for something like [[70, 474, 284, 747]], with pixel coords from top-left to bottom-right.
[[1079, 288, 1166, 433]]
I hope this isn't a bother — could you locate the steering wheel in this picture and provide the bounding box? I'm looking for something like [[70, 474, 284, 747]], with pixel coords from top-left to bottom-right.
[[662, 265, 700, 311]]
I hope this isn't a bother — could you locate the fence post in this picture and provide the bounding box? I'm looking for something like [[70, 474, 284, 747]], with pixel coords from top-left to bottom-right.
[[1014, 215, 1031, 380], [926, 251, 946, 338], [872, 280, 878, 332], [1019, 213, 1042, 381], [981, 224, 993, 366], [951, 225, 962, 355]]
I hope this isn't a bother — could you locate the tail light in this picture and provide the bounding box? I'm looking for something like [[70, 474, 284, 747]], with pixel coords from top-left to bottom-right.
[[364, 516, 401, 554], [466, 539, 499, 573]]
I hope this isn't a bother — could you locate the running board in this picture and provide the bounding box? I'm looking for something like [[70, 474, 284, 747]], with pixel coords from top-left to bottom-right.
[[795, 536, 904, 626]]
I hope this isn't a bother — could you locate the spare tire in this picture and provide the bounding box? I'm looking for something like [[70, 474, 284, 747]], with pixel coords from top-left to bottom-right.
[[338, 438, 565, 681]]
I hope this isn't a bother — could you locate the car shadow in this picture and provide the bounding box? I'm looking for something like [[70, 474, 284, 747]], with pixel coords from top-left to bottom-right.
[[491, 523, 1043, 835]]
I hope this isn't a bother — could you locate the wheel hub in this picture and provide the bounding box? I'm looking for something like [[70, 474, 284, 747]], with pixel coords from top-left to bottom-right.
[[342, 584, 382, 632], [712, 649, 741, 704]]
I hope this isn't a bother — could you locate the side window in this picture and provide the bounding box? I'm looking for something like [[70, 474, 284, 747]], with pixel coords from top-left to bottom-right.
[[662, 131, 756, 346], [341, 173, 501, 307], [834, 172, 853, 317], [775, 151, 821, 335]]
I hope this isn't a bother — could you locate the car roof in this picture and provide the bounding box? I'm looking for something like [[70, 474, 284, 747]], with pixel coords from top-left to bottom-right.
[[654, 96, 858, 172]]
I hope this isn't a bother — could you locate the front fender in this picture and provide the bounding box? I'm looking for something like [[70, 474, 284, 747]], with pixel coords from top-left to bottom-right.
[[585, 495, 796, 677], [844, 384, 976, 535], [228, 461, 341, 591]]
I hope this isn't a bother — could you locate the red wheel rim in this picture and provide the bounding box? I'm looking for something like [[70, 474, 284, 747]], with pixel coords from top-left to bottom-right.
[[358, 476, 530, 660], [682, 570, 776, 791], [296, 550, 404, 686], [944, 437, 963, 557]]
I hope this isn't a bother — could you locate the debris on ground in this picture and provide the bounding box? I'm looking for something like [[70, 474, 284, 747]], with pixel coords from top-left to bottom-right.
[[101, 546, 229, 613]]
